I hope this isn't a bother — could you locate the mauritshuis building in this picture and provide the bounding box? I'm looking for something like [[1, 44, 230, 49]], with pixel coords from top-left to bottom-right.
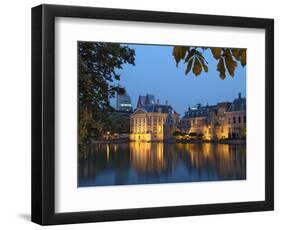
[[129, 94, 180, 142]]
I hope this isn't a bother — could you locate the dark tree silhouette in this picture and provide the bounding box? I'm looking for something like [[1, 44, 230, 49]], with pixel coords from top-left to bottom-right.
[[78, 42, 135, 144]]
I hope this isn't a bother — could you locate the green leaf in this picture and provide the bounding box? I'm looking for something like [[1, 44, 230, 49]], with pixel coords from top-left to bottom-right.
[[217, 57, 226, 80], [211, 48, 222, 59]]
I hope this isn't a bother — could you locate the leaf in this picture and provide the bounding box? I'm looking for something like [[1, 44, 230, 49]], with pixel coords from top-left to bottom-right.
[[224, 50, 237, 77], [193, 58, 202, 76], [197, 55, 208, 73], [114, 74, 120, 81], [184, 49, 196, 63], [217, 57, 226, 80], [197, 52, 208, 64], [173, 46, 187, 66], [211, 48, 222, 59], [240, 49, 246, 66], [231, 48, 240, 61], [185, 58, 194, 75], [202, 61, 208, 72]]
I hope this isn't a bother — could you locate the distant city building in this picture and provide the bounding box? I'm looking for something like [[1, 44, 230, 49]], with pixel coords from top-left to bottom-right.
[[130, 96, 179, 142], [116, 92, 133, 112], [180, 93, 246, 140]]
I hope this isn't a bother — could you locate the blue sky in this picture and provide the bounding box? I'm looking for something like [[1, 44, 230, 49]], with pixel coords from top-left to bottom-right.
[[113, 44, 246, 116]]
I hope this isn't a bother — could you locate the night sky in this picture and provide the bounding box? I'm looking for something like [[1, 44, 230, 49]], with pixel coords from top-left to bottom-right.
[[113, 43, 246, 116]]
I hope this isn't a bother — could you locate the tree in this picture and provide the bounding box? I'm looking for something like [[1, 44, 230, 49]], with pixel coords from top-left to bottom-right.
[[78, 42, 135, 145], [172, 46, 246, 79], [173, 130, 183, 136], [107, 114, 130, 134]]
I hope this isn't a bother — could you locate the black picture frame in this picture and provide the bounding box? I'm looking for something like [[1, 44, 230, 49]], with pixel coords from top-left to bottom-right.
[[31, 4, 274, 225]]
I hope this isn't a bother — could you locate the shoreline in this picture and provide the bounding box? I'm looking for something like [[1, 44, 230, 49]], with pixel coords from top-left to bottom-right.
[[90, 139, 246, 145], [176, 139, 246, 144]]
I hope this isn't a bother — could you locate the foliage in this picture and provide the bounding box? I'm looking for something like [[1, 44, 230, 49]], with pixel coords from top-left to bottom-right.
[[173, 130, 183, 136], [107, 114, 130, 134], [78, 42, 135, 144], [173, 46, 246, 79], [188, 132, 197, 137]]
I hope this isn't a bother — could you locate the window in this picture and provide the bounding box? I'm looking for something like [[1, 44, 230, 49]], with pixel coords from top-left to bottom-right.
[[238, 116, 241, 123], [153, 126, 157, 133], [244, 115, 246, 123], [233, 117, 236, 124]]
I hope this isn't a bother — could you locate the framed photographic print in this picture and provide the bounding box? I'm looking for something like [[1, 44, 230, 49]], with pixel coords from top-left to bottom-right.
[[31, 4, 274, 225]]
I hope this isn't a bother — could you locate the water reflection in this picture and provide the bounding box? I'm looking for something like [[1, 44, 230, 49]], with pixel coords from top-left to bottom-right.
[[78, 142, 246, 187]]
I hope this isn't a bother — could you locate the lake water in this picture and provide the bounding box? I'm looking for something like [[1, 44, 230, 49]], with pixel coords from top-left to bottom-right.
[[78, 142, 246, 187]]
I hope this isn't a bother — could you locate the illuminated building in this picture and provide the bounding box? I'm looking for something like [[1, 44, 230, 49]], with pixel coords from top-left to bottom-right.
[[130, 98, 179, 142], [224, 93, 246, 139], [180, 93, 246, 140]]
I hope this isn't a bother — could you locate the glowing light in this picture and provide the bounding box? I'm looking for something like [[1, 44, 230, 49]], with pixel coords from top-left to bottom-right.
[[106, 144, 110, 161]]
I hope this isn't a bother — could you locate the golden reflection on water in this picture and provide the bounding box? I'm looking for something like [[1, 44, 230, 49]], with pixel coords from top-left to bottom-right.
[[130, 142, 166, 174], [129, 142, 245, 177], [79, 142, 246, 186]]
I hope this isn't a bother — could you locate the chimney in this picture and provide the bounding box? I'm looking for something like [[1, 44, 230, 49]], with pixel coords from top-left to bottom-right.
[[238, 92, 241, 99], [157, 99, 160, 105], [165, 100, 168, 105]]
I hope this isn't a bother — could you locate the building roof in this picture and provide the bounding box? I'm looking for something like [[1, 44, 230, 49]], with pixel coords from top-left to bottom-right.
[[182, 105, 209, 119], [181, 93, 246, 119], [227, 97, 246, 112], [137, 94, 155, 107], [139, 104, 174, 113], [217, 102, 232, 108]]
